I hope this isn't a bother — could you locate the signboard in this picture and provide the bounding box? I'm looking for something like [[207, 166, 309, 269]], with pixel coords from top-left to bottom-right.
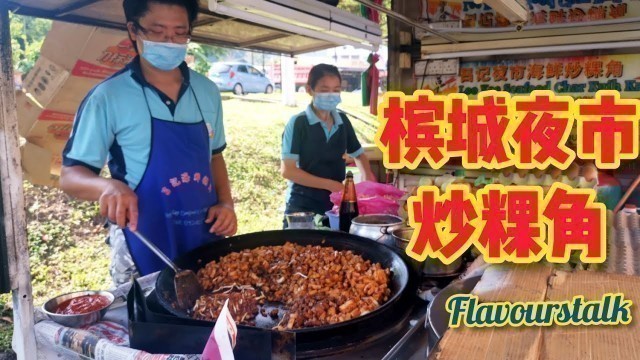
[[424, 0, 639, 27], [418, 54, 640, 99]]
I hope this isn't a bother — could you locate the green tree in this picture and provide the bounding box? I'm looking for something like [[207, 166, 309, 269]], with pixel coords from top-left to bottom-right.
[[188, 43, 228, 76], [10, 13, 52, 75]]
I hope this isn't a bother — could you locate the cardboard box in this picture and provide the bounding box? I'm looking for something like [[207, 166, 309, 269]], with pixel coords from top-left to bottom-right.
[[432, 264, 550, 360], [17, 21, 135, 184], [22, 55, 70, 107], [26, 109, 74, 156], [542, 271, 640, 360], [15, 90, 42, 138], [26, 109, 73, 177], [471, 263, 553, 302], [39, 22, 135, 75], [20, 142, 57, 187], [430, 267, 640, 360], [44, 76, 102, 114], [26, 21, 135, 115]]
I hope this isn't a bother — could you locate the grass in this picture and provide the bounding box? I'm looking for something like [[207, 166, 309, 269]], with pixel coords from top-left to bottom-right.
[[0, 92, 379, 351], [0, 296, 11, 351], [238, 91, 378, 144], [224, 91, 377, 231]]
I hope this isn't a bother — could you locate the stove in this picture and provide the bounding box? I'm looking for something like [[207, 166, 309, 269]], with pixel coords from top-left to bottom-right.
[[416, 273, 464, 303], [127, 274, 458, 359]]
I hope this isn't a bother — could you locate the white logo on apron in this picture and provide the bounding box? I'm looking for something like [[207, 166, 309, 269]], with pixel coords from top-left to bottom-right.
[[206, 123, 214, 138]]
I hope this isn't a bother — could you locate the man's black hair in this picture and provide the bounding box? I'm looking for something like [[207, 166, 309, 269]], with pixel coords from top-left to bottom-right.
[[123, 0, 199, 26]]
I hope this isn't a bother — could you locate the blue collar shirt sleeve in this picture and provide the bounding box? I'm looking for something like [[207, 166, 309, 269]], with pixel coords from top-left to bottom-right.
[[62, 88, 113, 174], [281, 113, 302, 161]]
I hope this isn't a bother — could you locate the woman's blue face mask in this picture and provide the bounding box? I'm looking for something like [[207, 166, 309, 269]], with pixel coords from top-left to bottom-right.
[[141, 39, 187, 71], [313, 92, 342, 111]]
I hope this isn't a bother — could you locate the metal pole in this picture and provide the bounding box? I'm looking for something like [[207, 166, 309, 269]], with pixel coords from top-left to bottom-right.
[[281, 55, 296, 106], [0, 4, 37, 359], [353, 0, 458, 43]]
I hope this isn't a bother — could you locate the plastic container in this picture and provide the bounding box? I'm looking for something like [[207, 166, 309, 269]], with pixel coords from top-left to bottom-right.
[[325, 210, 340, 230], [597, 172, 622, 210], [285, 212, 315, 229]]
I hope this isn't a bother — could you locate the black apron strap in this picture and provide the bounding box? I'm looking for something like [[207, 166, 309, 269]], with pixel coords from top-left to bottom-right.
[[189, 86, 206, 122]]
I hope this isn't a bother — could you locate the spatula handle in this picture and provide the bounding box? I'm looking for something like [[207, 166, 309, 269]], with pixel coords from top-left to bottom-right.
[[131, 230, 180, 273]]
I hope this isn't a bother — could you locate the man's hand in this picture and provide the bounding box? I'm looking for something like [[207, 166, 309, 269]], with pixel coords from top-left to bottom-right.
[[99, 179, 138, 231], [205, 203, 238, 237]]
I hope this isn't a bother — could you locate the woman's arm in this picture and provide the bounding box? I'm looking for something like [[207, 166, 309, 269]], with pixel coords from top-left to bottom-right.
[[281, 159, 344, 193], [354, 153, 377, 182]]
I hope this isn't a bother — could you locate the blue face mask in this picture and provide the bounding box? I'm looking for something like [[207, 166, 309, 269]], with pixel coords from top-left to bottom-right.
[[141, 39, 187, 71], [313, 92, 342, 111]]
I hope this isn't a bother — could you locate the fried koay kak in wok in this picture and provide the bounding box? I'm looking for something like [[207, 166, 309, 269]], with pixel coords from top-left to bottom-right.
[[192, 242, 391, 330]]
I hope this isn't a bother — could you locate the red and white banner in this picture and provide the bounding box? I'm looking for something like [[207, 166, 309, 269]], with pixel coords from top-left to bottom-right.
[[201, 299, 237, 360]]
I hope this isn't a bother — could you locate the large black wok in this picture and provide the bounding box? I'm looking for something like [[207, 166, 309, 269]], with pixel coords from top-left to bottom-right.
[[155, 230, 411, 335]]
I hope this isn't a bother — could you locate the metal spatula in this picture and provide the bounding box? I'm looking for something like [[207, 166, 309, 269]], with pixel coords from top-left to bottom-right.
[[131, 229, 203, 311]]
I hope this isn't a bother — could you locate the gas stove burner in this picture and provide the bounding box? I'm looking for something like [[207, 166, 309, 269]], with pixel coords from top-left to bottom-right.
[[132, 285, 430, 359], [422, 272, 462, 287], [417, 272, 462, 302]]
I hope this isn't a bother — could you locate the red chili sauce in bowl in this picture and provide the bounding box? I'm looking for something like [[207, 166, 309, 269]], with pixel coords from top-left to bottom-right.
[[55, 294, 111, 315]]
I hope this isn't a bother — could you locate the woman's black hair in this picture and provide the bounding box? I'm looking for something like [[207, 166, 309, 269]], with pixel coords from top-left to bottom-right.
[[123, 0, 199, 26], [307, 63, 342, 90]]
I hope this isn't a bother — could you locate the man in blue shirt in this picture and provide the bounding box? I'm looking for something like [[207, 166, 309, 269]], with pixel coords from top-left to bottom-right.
[[60, 0, 237, 285]]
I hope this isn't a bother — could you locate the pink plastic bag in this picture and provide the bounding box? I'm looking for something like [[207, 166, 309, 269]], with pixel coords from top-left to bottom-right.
[[330, 181, 406, 215]]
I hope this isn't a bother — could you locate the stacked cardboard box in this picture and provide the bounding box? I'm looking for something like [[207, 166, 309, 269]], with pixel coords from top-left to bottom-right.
[[430, 265, 640, 359], [18, 21, 135, 186]]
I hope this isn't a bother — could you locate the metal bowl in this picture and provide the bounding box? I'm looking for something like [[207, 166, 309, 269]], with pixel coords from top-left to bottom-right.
[[42, 290, 114, 328], [391, 227, 463, 276]]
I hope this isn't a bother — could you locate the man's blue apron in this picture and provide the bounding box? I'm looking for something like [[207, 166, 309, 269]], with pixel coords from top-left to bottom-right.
[[123, 85, 219, 275]]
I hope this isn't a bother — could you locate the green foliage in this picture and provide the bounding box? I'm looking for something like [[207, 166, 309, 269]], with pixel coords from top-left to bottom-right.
[[223, 99, 289, 232], [22, 184, 111, 303], [0, 295, 12, 351], [27, 220, 73, 259], [188, 43, 228, 76], [9, 13, 52, 75], [0, 323, 11, 352]]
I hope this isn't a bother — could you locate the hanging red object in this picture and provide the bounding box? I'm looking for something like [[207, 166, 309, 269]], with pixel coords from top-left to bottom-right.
[[365, 53, 380, 116]]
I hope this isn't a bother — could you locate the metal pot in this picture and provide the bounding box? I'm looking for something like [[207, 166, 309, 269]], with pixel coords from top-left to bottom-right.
[[391, 228, 463, 276], [349, 214, 405, 247]]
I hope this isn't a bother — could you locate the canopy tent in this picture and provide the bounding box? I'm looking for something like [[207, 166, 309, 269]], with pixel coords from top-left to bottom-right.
[[8, 0, 382, 55]]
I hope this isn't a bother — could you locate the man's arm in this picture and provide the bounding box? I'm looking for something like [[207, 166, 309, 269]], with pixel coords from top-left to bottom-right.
[[281, 159, 344, 193], [205, 153, 237, 236], [59, 88, 138, 227], [60, 166, 138, 230]]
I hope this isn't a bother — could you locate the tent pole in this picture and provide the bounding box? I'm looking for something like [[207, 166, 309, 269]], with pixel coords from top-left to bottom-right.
[[0, 4, 37, 359], [281, 55, 296, 107]]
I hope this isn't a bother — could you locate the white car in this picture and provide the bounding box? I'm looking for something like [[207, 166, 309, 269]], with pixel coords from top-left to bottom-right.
[[209, 62, 274, 95]]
